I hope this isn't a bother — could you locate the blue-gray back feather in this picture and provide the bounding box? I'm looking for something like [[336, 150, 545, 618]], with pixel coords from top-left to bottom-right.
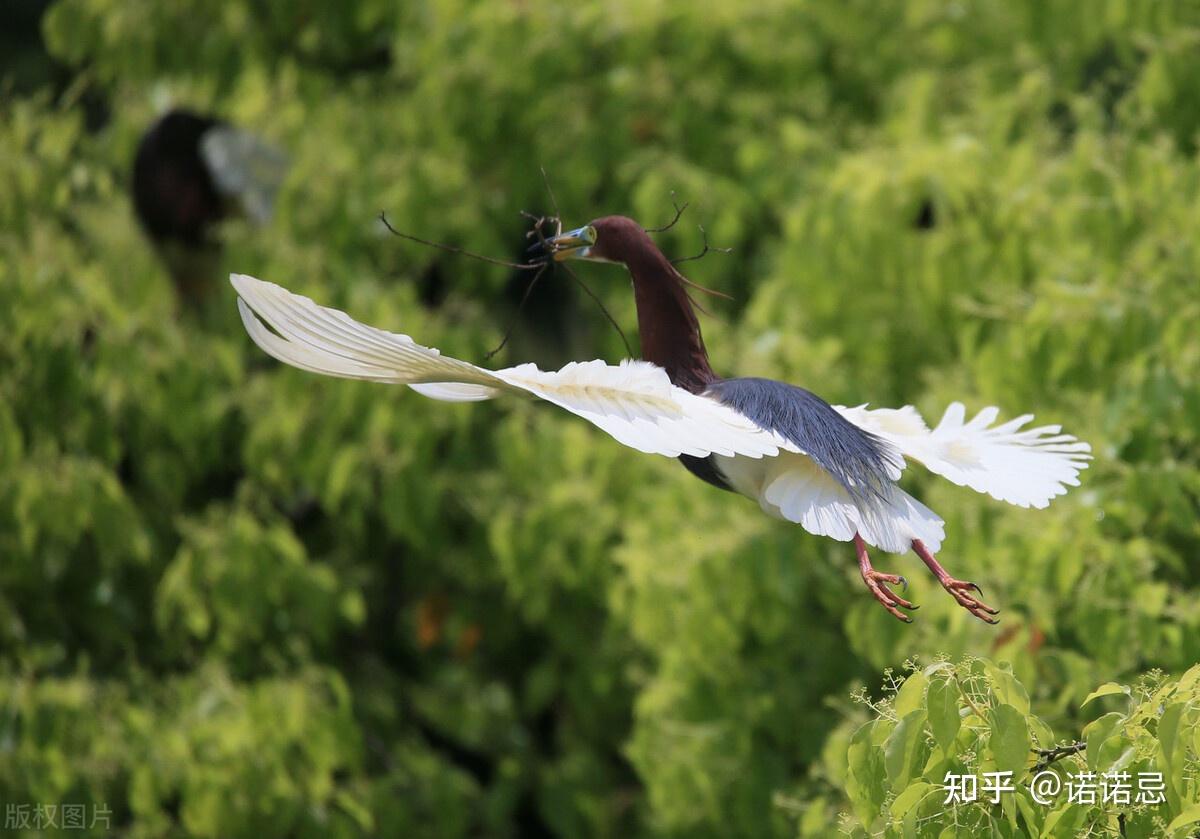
[[704, 377, 899, 506]]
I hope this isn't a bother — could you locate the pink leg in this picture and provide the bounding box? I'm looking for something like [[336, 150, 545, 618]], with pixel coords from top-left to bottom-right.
[[856, 533, 918, 623], [912, 539, 999, 624]]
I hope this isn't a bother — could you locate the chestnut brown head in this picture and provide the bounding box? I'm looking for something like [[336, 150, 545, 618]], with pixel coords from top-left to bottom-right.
[[545, 215, 657, 265], [541, 214, 718, 392]]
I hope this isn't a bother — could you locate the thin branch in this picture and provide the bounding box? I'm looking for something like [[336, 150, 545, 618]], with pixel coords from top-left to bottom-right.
[[540, 167, 562, 220], [520, 211, 562, 266], [482, 213, 562, 359], [379, 211, 542, 270], [485, 210, 576, 360], [672, 224, 733, 266], [952, 673, 986, 719], [668, 224, 735, 308], [1032, 741, 1085, 772], [380, 207, 634, 359], [644, 193, 689, 233], [560, 262, 634, 357], [521, 210, 561, 244], [484, 262, 549, 360]]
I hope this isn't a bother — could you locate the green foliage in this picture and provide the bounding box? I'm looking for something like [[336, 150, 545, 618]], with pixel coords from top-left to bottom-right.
[[3, 0, 1200, 836], [839, 659, 1200, 838]]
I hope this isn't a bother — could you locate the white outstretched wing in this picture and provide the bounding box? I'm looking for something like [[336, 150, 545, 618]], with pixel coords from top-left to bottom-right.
[[231, 273, 792, 460], [835, 402, 1091, 509]]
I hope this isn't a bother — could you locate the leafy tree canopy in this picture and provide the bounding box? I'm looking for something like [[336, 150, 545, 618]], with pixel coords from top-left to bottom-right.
[[3, 1, 1200, 836]]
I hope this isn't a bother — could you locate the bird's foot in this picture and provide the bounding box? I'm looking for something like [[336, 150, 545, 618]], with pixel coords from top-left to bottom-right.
[[855, 534, 919, 623], [862, 568, 919, 622], [911, 539, 999, 625], [940, 578, 1000, 624]]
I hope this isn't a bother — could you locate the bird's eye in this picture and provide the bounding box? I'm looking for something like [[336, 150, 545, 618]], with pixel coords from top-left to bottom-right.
[[584, 226, 598, 244]]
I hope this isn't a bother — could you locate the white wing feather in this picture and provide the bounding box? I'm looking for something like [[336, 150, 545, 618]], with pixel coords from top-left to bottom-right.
[[493, 360, 789, 458], [406, 382, 503, 401], [233, 271, 1090, 553], [835, 402, 1091, 509], [232, 274, 792, 460]]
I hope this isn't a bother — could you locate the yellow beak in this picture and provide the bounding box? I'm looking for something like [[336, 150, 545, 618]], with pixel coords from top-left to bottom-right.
[[546, 225, 597, 261]]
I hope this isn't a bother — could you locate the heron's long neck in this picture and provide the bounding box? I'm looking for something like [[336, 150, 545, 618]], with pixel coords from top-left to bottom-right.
[[625, 247, 718, 394]]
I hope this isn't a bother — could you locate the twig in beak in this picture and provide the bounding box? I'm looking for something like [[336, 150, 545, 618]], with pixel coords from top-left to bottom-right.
[[379, 211, 543, 270]]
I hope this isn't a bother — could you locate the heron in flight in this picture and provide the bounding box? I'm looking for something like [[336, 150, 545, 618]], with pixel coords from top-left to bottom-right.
[[134, 109, 287, 302], [231, 215, 1090, 623]]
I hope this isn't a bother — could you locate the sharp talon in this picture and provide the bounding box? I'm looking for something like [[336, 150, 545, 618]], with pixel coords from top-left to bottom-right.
[[865, 580, 919, 622], [855, 536, 918, 624], [966, 605, 1000, 624], [882, 600, 913, 623], [898, 575, 908, 593], [910, 542, 1002, 625]]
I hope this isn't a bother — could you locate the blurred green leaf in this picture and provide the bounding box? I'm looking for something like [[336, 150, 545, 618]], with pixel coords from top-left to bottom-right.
[[885, 710, 929, 789], [989, 703, 1031, 777], [1080, 682, 1130, 708], [926, 677, 961, 755]]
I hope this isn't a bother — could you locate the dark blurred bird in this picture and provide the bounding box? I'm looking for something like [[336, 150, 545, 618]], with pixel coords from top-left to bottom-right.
[[231, 216, 1090, 624], [133, 109, 287, 303]]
